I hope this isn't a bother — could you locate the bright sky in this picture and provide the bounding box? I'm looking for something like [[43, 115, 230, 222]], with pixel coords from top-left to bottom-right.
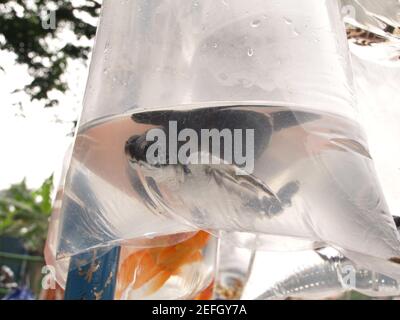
[[0, 50, 86, 190], [0, 0, 96, 190]]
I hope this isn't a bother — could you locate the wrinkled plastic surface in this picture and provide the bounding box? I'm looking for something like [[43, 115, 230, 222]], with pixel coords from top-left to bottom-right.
[[341, 0, 400, 64], [219, 224, 400, 299], [214, 232, 255, 300], [352, 55, 400, 219], [55, 0, 400, 286], [44, 146, 72, 289], [244, 246, 400, 300]]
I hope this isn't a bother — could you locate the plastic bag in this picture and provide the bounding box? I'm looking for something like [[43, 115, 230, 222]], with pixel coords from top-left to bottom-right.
[[341, 0, 400, 64], [56, 0, 400, 282]]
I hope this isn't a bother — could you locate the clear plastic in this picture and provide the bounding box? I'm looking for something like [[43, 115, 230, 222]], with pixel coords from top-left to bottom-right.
[[57, 0, 400, 283], [214, 232, 255, 300], [80, 0, 356, 124], [44, 146, 73, 289], [247, 247, 400, 300], [115, 231, 217, 300], [341, 0, 400, 64]]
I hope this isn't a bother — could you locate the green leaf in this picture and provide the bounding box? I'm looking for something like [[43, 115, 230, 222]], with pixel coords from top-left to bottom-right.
[[0, 175, 54, 254], [0, 0, 101, 107]]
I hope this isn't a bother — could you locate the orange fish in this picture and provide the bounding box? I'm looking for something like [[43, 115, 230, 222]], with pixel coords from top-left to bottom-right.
[[194, 280, 215, 300], [116, 231, 210, 299]]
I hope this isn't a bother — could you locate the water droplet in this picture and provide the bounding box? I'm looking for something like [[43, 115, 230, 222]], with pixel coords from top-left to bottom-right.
[[284, 18, 292, 25], [251, 20, 261, 28], [104, 42, 111, 54], [212, 42, 218, 48], [219, 73, 228, 81], [293, 29, 300, 36], [240, 79, 252, 88], [247, 48, 254, 56]]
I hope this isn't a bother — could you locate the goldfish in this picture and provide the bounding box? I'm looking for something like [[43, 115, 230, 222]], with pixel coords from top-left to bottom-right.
[[116, 231, 211, 299], [194, 281, 215, 300]]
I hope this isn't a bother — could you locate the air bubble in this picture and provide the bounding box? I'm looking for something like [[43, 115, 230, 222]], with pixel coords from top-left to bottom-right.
[[251, 20, 261, 28], [284, 18, 292, 25]]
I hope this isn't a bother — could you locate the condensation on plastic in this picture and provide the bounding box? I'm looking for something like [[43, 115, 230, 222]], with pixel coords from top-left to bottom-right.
[[80, 0, 356, 124], [56, 0, 400, 282]]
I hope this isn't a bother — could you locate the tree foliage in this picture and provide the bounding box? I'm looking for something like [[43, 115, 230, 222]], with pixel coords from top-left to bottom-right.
[[0, 0, 101, 107], [0, 176, 53, 254]]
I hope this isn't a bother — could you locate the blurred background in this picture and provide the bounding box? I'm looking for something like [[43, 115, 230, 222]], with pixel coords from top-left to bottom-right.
[[0, 0, 101, 299], [0, 0, 399, 300]]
